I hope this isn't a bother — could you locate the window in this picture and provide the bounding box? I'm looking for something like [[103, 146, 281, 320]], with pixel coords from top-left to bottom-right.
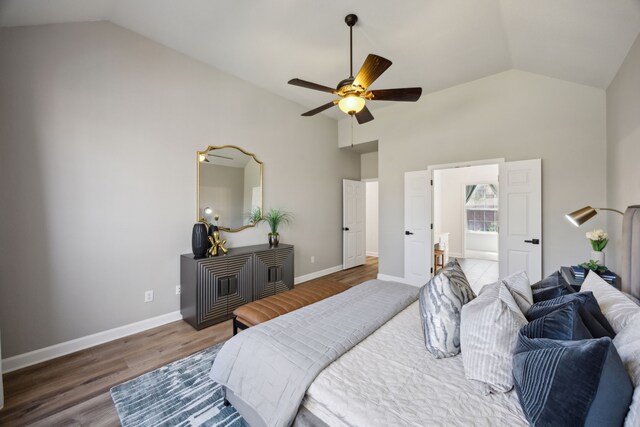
[[465, 184, 498, 232]]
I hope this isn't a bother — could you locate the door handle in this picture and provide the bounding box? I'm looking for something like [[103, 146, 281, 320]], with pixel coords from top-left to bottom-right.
[[524, 239, 540, 245], [405, 231, 414, 235], [343, 227, 349, 231]]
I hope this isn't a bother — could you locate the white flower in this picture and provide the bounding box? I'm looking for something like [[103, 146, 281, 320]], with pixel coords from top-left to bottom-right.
[[586, 229, 608, 241]]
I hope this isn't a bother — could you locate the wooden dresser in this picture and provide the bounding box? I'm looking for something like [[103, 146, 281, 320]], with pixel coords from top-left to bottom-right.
[[180, 244, 294, 330]]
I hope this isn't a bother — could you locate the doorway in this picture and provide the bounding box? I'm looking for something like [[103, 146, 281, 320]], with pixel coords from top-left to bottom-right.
[[365, 181, 379, 258], [403, 158, 542, 289], [433, 164, 499, 293]]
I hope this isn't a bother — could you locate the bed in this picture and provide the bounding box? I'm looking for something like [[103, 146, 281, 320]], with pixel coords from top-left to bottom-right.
[[299, 301, 527, 427], [211, 206, 640, 427]]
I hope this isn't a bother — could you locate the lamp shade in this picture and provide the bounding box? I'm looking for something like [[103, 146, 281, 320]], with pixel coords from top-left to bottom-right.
[[338, 95, 365, 114], [565, 206, 597, 226]]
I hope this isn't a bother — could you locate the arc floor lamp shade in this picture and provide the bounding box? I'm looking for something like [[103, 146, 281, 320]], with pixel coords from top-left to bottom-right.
[[566, 206, 624, 226]]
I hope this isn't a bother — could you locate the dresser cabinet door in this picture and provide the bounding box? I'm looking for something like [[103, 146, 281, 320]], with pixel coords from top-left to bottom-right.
[[254, 251, 276, 299], [273, 247, 294, 294], [196, 257, 228, 324], [226, 254, 253, 313]]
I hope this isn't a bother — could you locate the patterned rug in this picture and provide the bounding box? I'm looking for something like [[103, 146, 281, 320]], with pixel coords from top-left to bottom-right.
[[110, 343, 247, 427]]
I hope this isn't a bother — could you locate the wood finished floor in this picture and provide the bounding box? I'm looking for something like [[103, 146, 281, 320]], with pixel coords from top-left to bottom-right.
[[0, 257, 378, 426]]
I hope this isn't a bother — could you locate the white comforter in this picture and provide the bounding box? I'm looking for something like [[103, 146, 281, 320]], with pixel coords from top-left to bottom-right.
[[302, 301, 528, 427]]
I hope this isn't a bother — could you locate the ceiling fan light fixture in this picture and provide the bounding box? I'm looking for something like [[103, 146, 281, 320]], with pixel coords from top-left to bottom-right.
[[338, 95, 365, 115]]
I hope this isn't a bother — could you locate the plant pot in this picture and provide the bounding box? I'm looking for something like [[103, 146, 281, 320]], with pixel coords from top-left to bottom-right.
[[268, 233, 279, 247], [192, 223, 209, 259], [591, 250, 605, 265]]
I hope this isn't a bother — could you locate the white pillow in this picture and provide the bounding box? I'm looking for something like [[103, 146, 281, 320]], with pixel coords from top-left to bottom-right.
[[501, 270, 532, 315], [460, 281, 528, 394], [613, 315, 640, 426], [581, 270, 640, 334]]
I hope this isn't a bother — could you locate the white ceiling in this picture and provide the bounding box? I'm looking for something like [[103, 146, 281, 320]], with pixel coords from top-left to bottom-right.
[[2, 0, 640, 120]]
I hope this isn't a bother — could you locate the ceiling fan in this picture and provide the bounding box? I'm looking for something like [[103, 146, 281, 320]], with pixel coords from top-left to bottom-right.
[[288, 14, 422, 124]]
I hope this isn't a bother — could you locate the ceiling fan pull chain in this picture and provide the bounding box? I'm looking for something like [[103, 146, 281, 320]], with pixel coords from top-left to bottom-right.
[[351, 114, 354, 147]]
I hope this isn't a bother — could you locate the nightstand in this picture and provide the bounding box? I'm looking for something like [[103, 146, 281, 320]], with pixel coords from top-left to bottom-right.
[[560, 266, 621, 291]]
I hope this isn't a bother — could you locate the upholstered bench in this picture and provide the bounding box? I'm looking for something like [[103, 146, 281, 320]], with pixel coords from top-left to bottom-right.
[[232, 280, 350, 334]]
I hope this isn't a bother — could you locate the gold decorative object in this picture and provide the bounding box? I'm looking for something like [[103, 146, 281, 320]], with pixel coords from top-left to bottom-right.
[[208, 228, 228, 256]]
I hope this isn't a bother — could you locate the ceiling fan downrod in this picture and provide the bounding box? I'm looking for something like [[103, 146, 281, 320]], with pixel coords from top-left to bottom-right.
[[345, 14, 358, 78]]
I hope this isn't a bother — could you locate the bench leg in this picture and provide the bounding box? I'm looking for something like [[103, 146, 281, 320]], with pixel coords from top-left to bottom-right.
[[233, 316, 238, 336]]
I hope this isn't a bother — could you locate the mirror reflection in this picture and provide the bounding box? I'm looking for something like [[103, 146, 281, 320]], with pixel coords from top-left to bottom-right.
[[197, 145, 263, 232]]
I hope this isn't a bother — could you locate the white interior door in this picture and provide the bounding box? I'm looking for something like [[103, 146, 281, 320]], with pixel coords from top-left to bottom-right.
[[404, 171, 432, 286], [343, 179, 366, 269], [499, 159, 542, 282]]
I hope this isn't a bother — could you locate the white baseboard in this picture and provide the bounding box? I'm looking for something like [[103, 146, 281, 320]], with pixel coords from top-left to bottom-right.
[[449, 252, 464, 259], [295, 265, 343, 285], [2, 264, 354, 373], [366, 251, 379, 257], [2, 310, 183, 374]]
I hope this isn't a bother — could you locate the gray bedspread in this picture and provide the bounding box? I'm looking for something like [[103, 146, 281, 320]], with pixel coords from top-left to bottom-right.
[[209, 279, 419, 427]]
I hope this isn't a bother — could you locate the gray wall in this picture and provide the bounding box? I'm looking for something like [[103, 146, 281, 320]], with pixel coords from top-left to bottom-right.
[[0, 22, 359, 358], [606, 33, 640, 273], [361, 152, 378, 179], [339, 70, 607, 278]]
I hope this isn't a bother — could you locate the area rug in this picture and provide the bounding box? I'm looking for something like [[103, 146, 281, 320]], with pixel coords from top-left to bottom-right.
[[110, 343, 247, 427]]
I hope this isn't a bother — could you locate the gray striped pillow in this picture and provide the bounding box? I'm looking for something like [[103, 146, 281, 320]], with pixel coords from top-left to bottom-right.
[[419, 260, 476, 358], [460, 281, 528, 393]]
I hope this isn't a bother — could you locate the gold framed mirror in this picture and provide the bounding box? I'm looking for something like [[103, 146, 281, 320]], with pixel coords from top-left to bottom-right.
[[197, 145, 263, 232]]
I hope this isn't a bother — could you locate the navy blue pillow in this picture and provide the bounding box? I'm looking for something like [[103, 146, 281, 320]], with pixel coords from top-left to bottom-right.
[[520, 303, 592, 340], [531, 271, 575, 302], [526, 292, 615, 339], [513, 335, 633, 427]]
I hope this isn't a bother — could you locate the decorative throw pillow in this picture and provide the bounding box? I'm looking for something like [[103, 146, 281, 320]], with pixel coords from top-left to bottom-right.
[[530, 271, 575, 303], [513, 335, 633, 427], [419, 259, 475, 358], [581, 270, 640, 334], [613, 315, 640, 426], [460, 281, 527, 393], [520, 302, 592, 341], [501, 271, 533, 315], [527, 292, 615, 338]]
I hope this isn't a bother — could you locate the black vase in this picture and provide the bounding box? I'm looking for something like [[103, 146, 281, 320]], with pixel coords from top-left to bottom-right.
[[192, 223, 209, 259]]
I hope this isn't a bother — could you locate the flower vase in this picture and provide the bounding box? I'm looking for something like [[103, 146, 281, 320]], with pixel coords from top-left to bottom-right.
[[268, 233, 279, 247], [192, 223, 209, 259], [591, 250, 605, 265]]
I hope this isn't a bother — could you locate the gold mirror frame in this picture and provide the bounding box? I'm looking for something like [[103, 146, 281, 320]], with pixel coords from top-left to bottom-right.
[[196, 145, 263, 232]]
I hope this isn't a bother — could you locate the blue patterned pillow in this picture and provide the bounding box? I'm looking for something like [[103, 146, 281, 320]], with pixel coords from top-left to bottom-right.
[[531, 271, 575, 303], [419, 259, 475, 358], [520, 302, 592, 341], [527, 292, 615, 338], [513, 335, 633, 427]]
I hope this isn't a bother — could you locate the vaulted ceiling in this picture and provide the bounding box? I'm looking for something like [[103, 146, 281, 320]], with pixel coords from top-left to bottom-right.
[[2, 0, 640, 119]]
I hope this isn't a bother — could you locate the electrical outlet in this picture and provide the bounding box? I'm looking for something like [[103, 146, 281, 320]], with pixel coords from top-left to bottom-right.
[[175, 285, 181, 295], [311, 256, 315, 264], [144, 290, 154, 303]]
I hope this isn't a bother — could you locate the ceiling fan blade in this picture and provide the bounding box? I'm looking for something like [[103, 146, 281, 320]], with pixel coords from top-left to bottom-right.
[[301, 100, 338, 116], [355, 105, 374, 124], [353, 54, 392, 90], [367, 87, 422, 102], [288, 78, 336, 94]]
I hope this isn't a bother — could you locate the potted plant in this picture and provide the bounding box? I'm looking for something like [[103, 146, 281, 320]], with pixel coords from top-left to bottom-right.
[[586, 229, 608, 265], [260, 208, 293, 247]]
